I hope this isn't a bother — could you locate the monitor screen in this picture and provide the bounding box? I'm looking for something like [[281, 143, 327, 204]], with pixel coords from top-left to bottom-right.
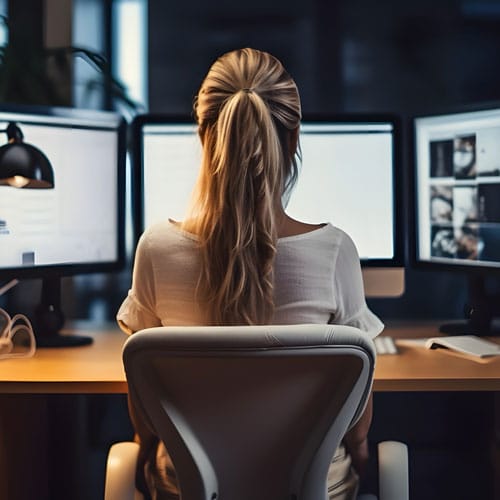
[[413, 104, 500, 334], [0, 105, 126, 347], [132, 114, 404, 297], [289, 121, 397, 262], [413, 105, 500, 271], [0, 105, 126, 278]]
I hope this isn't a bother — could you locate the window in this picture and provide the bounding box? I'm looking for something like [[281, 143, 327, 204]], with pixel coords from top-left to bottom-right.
[[73, 0, 106, 109], [72, 0, 147, 113], [112, 0, 148, 111], [0, 0, 7, 46]]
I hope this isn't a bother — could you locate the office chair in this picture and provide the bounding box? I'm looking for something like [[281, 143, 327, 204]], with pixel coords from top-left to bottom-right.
[[105, 324, 408, 500]]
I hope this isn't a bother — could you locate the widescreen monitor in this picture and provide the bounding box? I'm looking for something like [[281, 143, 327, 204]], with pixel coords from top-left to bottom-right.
[[413, 103, 500, 333], [132, 114, 405, 298], [0, 105, 127, 346]]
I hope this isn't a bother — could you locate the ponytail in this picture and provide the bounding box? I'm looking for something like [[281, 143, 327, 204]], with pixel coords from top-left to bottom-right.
[[184, 48, 301, 325]]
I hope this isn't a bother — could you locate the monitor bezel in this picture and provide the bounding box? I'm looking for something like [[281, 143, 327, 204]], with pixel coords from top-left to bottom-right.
[[410, 100, 500, 276], [0, 103, 127, 280], [131, 112, 405, 268]]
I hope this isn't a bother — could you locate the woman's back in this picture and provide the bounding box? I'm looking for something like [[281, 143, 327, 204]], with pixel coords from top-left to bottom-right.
[[118, 219, 381, 335]]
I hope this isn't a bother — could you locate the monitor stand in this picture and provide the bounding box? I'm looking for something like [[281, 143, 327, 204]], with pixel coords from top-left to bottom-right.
[[34, 278, 93, 348], [439, 275, 500, 336]]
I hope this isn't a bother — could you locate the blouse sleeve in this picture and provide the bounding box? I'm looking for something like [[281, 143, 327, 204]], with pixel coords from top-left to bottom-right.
[[331, 231, 384, 338], [116, 232, 162, 334]]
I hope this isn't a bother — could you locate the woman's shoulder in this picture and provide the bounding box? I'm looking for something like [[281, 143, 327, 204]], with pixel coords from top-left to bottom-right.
[[139, 219, 198, 247]]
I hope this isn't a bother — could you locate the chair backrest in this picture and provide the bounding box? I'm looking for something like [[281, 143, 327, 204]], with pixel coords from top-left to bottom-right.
[[123, 324, 375, 500]]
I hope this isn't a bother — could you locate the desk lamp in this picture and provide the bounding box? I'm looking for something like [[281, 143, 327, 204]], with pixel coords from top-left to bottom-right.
[[0, 122, 54, 188]]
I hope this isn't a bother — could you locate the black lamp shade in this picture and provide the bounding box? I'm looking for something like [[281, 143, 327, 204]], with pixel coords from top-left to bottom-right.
[[0, 124, 54, 189]]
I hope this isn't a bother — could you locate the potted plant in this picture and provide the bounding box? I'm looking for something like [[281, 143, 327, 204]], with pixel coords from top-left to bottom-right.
[[0, 15, 141, 113]]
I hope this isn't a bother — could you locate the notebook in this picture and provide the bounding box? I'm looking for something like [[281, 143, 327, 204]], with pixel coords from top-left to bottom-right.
[[398, 335, 500, 361]]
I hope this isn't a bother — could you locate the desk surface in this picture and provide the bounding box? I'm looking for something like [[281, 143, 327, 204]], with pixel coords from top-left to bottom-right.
[[0, 321, 499, 394]]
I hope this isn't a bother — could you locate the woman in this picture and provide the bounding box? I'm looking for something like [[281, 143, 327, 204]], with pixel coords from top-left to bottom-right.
[[117, 47, 383, 500]]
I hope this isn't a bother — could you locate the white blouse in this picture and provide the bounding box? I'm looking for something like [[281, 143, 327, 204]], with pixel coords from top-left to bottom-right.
[[117, 220, 384, 337]]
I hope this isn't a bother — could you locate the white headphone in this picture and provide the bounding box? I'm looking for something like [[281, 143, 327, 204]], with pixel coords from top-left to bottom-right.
[[0, 308, 36, 360]]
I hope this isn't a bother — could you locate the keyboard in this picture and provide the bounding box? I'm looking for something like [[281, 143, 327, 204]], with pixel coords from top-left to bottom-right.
[[374, 336, 398, 355]]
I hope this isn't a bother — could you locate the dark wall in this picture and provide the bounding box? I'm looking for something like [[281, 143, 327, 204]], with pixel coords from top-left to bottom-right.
[[148, 0, 500, 115], [147, 0, 500, 322]]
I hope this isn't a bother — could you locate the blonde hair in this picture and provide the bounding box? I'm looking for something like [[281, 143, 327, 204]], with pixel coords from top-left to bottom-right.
[[184, 48, 302, 325]]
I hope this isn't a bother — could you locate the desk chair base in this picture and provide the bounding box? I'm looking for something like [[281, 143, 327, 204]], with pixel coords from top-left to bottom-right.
[[105, 440, 408, 500], [104, 442, 143, 500]]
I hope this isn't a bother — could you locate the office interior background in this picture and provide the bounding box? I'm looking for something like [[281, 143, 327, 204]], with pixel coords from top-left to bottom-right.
[[5, 0, 500, 323], [1, 0, 500, 498]]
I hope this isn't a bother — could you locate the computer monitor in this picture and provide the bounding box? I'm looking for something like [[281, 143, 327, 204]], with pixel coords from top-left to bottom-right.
[[131, 114, 405, 298], [412, 103, 500, 334], [0, 104, 127, 346]]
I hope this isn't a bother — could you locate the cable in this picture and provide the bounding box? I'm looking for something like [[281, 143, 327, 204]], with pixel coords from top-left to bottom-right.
[[0, 279, 19, 297]]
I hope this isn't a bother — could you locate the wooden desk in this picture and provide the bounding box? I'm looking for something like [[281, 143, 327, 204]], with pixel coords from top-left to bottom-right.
[[0, 321, 499, 499], [0, 321, 127, 394], [376, 322, 500, 392], [0, 322, 126, 500], [0, 321, 499, 394]]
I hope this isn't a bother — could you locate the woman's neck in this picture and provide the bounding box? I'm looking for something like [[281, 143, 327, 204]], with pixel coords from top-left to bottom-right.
[[277, 212, 326, 238], [177, 210, 325, 238]]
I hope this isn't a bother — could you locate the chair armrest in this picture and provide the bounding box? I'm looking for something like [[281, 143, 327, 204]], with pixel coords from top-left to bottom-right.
[[104, 441, 144, 500], [377, 441, 409, 500]]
